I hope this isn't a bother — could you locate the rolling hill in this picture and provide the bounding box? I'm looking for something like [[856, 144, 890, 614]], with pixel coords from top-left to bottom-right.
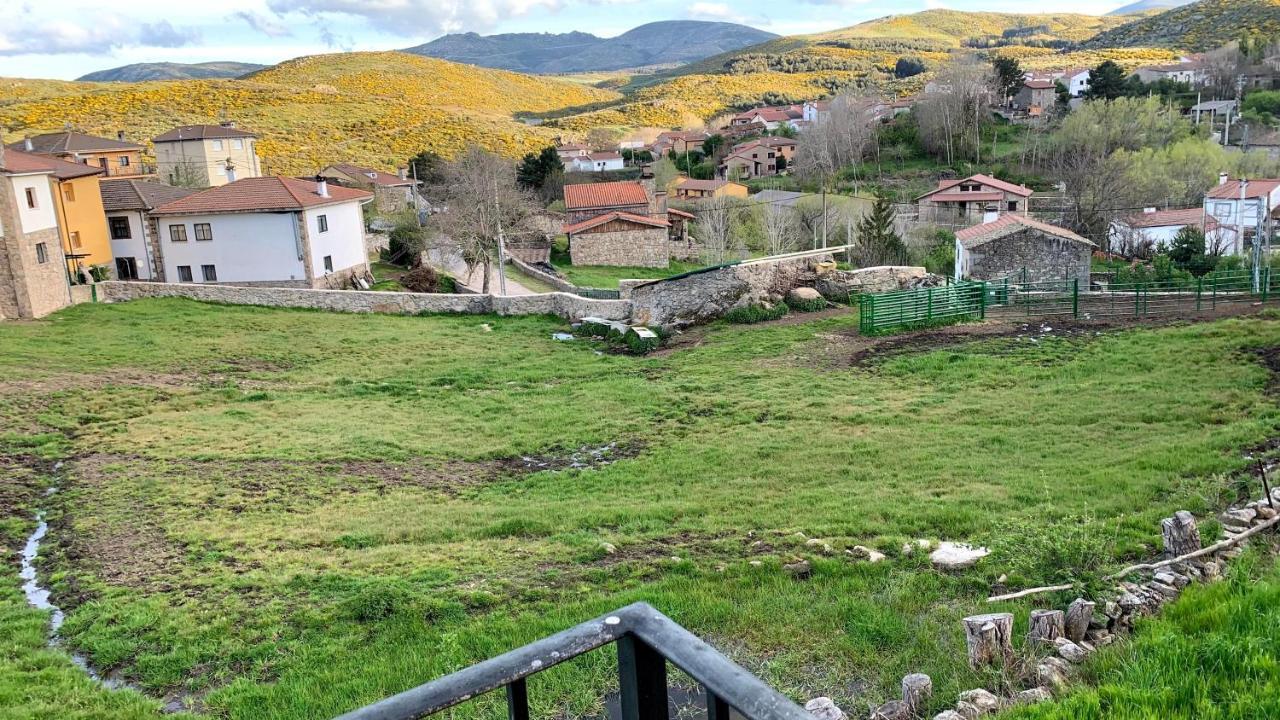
[[1084, 0, 1280, 50], [76, 62, 266, 82], [405, 21, 778, 74], [1107, 0, 1196, 15], [1, 52, 620, 175]]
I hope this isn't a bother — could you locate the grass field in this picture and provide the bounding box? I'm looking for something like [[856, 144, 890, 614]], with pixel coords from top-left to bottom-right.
[[3, 300, 1280, 719]]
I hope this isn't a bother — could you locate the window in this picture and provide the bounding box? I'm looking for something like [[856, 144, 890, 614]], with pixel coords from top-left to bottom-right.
[[323, 255, 333, 273], [63, 184, 75, 202], [211, 139, 224, 151], [70, 231, 81, 249], [119, 156, 130, 167], [115, 257, 138, 280], [35, 242, 48, 264], [194, 223, 213, 241], [1007, 201, 1018, 212], [109, 216, 131, 240], [169, 224, 188, 242], [24, 188, 36, 209], [232, 139, 243, 150], [1213, 202, 1233, 218], [201, 264, 217, 282], [177, 265, 193, 282], [317, 214, 329, 233], [98, 158, 108, 170]]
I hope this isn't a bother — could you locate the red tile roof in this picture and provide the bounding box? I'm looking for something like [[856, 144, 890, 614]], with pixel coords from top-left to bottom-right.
[[0, 148, 102, 179], [1206, 179, 1280, 199], [955, 214, 1093, 250], [920, 174, 1032, 201], [563, 180, 649, 210], [153, 124, 257, 142], [667, 208, 695, 220], [0, 148, 58, 175], [1024, 79, 1055, 89], [100, 178, 196, 212], [150, 176, 371, 215], [1119, 207, 1209, 229], [927, 191, 1005, 203], [564, 211, 668, 235], [326, 162, 414, 187]]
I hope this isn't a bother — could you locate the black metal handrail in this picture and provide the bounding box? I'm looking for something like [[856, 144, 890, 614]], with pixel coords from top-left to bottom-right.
[[334, 602, 814, 720]]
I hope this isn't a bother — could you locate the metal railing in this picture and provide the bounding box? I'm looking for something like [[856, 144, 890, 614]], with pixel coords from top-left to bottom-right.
[[858, 281, 987, 335], [988, 269, 1276, 320], [334, 602, 813, 720]]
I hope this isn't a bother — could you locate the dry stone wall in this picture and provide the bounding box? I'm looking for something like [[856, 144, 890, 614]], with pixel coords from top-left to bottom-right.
[[570, 227, 668, 268]]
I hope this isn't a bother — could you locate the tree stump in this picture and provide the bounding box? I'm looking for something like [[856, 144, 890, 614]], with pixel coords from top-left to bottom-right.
[[870, 700, 909, 720], [962, 613, 1013, 668], [1161, 511, 1201, 558], [901, 673, 932, 715], [1064, 598, 1095, 643], [1027, 609, 1064, 644]]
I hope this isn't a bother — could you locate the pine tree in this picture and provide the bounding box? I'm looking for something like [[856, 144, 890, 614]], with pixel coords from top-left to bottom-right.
[[855, 194, 908, 266], [1084, 61, 1127, 101]]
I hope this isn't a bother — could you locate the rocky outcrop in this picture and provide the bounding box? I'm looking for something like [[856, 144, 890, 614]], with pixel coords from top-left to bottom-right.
[[813, 266, 935, 301]]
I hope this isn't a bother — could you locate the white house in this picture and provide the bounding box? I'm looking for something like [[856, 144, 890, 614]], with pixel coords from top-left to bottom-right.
[[1203, 176, 1280, 255], [1108, 207, 1230, 255], [148, 176, 373, 288], [100, 179, 197, 280], [1064, 69, 1091, 97], [0, 148, 73, 319], [570, 152, 625, 173]]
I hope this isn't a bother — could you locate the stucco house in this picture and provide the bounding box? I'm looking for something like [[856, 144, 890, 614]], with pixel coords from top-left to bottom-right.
[[7, 131, 147, 179], [3, 148, 114, 281], [916, 174, 1032, 226], [319, 163, 418, 214], [954, 214, 1094, 284], [100, 179, 197, 280], [652, 131, 710, 157], [569, 152, 625, 173], [719, 137, 796, 179], [728, 106, 803, 131], [1108, 207, 1229, 255], [0, 149, 73, 319], [153, 123, 262, 188], [1203, 177, 1280, 256], [148, 176, 372, 288], [674, 178, 748, 200], [1062, 69, 1091, 97]]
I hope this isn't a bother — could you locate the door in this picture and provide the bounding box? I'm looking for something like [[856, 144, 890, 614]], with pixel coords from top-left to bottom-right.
[[115, 257, 138, 280]]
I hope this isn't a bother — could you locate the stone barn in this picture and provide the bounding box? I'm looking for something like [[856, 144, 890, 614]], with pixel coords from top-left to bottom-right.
[[563, 211, 670, 268], [954, 214, 1094, 284]]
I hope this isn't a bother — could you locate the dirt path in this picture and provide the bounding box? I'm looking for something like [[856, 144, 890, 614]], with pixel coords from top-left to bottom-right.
[[427, 247, 538, 295]]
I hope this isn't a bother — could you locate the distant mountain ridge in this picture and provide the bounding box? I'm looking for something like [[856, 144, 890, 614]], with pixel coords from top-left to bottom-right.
[[1084, 0, 1280, 50], [404, 21, 778, 74], [1107, 0, 1195, 15], [77, 62, 266, 82]]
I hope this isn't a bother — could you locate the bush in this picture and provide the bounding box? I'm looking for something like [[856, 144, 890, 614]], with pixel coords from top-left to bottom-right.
[[786, 295, 827, 312], [623, 327, 661, 355], [343, 582, 419, 622], [725, 303, 788, 324], [400, 265, 446, 293]]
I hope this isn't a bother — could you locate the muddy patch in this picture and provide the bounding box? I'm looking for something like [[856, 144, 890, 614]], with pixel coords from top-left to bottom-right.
[[506, 442, 644, 473]]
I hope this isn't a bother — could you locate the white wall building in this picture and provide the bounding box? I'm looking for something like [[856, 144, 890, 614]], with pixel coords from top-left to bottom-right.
[[1108, 207, 1232, 254], [100, 179, 197, 280], [152, 123, 262, 188], [1203, 177, 1280, 255], [148, 176, 372, 288], [570, 152, 625, 173], [1065, 69, 1091, 97]]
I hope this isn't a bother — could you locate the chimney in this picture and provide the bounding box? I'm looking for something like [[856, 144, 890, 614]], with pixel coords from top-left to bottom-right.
[[23, 136, 33, 152], [117, 130, 125, 141], [982, 205, 1000, 224], [1219, 172, 1229, 185], [315, 176, 329, 198], [398, 167, 408, 181]]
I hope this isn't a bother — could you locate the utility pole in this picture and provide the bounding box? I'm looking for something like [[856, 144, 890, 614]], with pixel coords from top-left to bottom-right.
[[821, 184, 828, 249], [493, 177, 508, 297]]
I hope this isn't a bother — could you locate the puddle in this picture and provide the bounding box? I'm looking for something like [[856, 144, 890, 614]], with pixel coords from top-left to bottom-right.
[[518, 442, 637, 471], [552, 332, 576, 341]]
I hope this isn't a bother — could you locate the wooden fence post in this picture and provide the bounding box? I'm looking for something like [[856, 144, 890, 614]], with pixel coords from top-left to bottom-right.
[[962, 613, 1013, 668]]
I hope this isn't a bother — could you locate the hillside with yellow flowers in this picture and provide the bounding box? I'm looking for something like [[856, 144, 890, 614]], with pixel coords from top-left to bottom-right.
[[0, 52, 619, 175]]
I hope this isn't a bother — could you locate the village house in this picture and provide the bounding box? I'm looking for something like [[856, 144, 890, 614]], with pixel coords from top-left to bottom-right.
[[569, 152, 625, 173], [100, 179, 197, 280], [148, 176, 372, 288], [1203, 176, 1280, 255], [674, 178, 748, 200], [1062, 68, 1091, 97], [1132, 59, 1205, 86], [916, 174, 1032, 226], [318, 163, 419, 214], [1012, 79, 1056, 115], [153, 123, 262, 188], [1108, 207, 1229, 255], [3, 148, 115, 280], [728, 106, 803, 131], [955, 213, 1094, 285], [7, 131, 147, 178], [0, 148, 73, 319], [803, 100, 831, 124], [562, 181, 670, 268], [719, 136, 798, 180], [563, 180, 651, 224], [555, 143, 590, 164], [652, 131, 710, 157]]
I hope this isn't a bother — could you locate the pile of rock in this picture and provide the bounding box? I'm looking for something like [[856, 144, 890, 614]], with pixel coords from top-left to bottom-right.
[[813, 266, 940, 302]]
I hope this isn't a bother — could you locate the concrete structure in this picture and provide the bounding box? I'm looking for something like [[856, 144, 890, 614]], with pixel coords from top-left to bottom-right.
[[319, 163, 418, 214], [569, 152, 625, 173], [954, 214, 1094, 284], [7, 131, 147, 179], [153, 123, 261, 188], [149, 176, 372, 288], [916, 174, 1032, 227], [1203, 177, 1280, 256], [1108, 207, 1229, 255], [100, 179, 197, 280], [0, 149, 72, 319]]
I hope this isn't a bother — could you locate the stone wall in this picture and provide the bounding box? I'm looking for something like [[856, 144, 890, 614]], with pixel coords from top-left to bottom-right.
[[508, 255, 580, 294], [814, 266, 928, 300], [968, 229, 1092, 285], [629, 251, 835, 327], [364, 231, 390, 256], [96, 281, 632, 321], [0, 174, 71, 320], [570, 227, 669, 268]]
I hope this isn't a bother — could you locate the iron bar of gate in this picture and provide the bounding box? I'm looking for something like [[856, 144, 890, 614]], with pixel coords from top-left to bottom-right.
[[333, 603, 814, 720]]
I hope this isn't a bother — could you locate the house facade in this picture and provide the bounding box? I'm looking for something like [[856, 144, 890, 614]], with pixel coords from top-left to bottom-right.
[[319, 163, 418, 214], [674, 178, 748, 200], [7, 131, 147, 179], [0, 150, 72, 319], [148, 176, 372, 288], [563, 211, 670, 268], [652, 131, 710, 157], [4, 149, 114, 280], [1108, 207, 1229, 255], [1013, 80, 1055, 115], [1203, 177, 1280, 256], [728, 106, 803, 131], [1063, 69, 1091, 97], [100, 179, 197, 280], [955, 214, 1094, 284], [569, 152, 625, 173], [153, 123, 262, 188], [916, 174, 1032, 226]]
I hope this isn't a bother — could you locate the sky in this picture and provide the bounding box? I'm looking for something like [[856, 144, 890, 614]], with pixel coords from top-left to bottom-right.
[[2, 0, 1126, 80]]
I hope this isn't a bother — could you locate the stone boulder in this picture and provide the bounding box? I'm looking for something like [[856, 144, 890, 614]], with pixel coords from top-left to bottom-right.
[[804, 697, 846, 720], [813, 266, 928, 301], [929, 542, 990, 571]]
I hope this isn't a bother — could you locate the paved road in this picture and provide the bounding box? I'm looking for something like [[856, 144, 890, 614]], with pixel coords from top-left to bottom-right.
[[428, 247, 537, 295]]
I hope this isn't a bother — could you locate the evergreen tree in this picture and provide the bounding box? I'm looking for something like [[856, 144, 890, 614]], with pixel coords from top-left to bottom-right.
[[854, 194, 908, 266], [517, 146, 562, 189], [1084, 61, 1127, 101], [991, 56, 1023, 102], [407, 150, 446, 186]]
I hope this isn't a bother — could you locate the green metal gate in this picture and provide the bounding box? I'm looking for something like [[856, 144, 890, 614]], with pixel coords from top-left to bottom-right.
[[858, 281, 987, 335]]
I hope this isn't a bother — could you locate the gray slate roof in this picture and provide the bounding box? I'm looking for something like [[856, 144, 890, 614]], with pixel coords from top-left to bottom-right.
[[100, 179, 197, 212], [7, 131, 142, 154], [153, 125, 257, 142]]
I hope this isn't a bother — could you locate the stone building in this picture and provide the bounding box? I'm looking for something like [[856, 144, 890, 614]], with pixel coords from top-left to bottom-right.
[[0, 149, 73, 319], [954, 214, 1094, 284], [563, 181, 651, 224], [318, 163, 418, 214], [563, 211, 670, 268], [916, 174, 1033, 227]]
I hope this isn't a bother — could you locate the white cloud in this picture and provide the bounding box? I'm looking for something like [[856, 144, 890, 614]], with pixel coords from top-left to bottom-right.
[[0, 14, 199, 56], [232, 10, 293, 38], [138, 21, 202, 48], [686, 2, 747, 23], [265, 0, 566, 37]]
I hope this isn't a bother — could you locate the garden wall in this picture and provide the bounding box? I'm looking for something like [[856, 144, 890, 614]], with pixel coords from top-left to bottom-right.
[[96, 282, 632, 321]]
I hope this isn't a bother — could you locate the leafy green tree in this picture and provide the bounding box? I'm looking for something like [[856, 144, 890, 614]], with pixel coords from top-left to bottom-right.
[[408, 150, 446, 186], [1054, 80, 1071, 113], [854, 194, 908, 266], [1084, 61, 1127, 101], [1168, 225, 1217, 275], [1243, 90, 1280, 123], [895, 57, 926, 79], [991, 56, 1023, 101], [702, 134, 725, 157], [517, 146, 562, 189], [776, 155, 787, 172], [653, 156, 680, 191]]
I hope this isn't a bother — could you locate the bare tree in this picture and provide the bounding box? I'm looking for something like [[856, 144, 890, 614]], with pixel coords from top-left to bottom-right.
[[915, 59, 996, 165], [694, 195, 735, 263], [428, 145, 539, 294], [761, 201, 798, 255], [793, 93, 877, 185]]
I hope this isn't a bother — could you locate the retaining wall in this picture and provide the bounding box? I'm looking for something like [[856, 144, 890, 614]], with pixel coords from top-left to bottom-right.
[[96, 281, 632, 321]]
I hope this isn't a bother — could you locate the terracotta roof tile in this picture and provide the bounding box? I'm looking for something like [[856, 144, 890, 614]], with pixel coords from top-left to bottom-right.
[[0, 148, 102, 179], [563, 180, 649, 210], [1206, 179, 1280, 199], [1119, 208, 1209, 229], [919, 174, 1032, 201], [150, 176, 370, 215], [564, 211, 668, 235], [955, 214, 1093, 250], [100, 179, 197, 212]]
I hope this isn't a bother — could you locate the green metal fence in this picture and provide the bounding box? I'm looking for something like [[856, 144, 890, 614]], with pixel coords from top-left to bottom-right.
[[858, 281, 987, 335], [988, 268, 1275, 320]]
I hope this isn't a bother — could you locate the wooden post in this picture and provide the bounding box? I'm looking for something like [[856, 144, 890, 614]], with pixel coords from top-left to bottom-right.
[[901, 673, 932, 716], [1064, 599, 1095, 643], [1161, 511, 1202, 558], [1028, 609, 1064, 644], [962, 613, 1013, 668]]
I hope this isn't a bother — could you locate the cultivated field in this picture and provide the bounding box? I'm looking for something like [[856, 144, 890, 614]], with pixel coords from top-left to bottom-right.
[[3, 300, 1280, 719]]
